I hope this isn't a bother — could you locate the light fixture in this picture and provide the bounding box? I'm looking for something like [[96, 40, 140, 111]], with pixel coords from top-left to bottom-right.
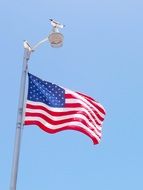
[[48, 32, 64, 48], [48, 19, 64, 48], [26, 19, 65, 51]]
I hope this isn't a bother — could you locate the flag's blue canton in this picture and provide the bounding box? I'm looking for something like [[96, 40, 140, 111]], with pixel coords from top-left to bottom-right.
[[28, 73, 65, 108]]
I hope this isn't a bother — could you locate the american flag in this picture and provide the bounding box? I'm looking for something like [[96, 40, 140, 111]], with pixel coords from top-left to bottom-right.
[[24, 73, 106, 144]]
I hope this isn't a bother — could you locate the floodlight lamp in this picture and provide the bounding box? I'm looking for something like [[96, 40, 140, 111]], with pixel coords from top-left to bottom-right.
[[48, 31, 64, 48]]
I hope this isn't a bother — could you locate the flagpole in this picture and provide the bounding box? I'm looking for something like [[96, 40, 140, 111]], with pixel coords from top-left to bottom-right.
[[10, 20, 64, 190], [10, 44, 31, 190]]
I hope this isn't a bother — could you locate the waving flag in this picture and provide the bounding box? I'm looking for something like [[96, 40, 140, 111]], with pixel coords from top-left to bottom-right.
[[24, 73, 106, 144]]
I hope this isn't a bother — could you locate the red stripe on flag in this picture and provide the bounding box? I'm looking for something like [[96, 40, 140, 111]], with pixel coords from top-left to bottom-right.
[[25, 112, 101, 137], [24, 120, 99, 144], [26, 103, 103, 127], [65, 103, 103, 125], [65, 93, 106, 115]]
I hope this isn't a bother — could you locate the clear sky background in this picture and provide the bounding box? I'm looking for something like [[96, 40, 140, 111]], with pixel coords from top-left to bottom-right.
[[0, 0, 143, 189]]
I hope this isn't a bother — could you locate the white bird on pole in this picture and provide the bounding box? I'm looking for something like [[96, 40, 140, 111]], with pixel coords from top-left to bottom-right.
[[23, 40, 32, 51], [50, 19, 65, 29]]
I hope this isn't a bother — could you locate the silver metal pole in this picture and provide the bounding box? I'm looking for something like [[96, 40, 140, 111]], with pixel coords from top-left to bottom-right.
[[10, 47, 31, 190], [9, 20, 64, 189]]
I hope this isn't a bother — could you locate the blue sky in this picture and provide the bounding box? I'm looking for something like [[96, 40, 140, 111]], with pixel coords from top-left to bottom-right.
[[0, 0, 143, 189]]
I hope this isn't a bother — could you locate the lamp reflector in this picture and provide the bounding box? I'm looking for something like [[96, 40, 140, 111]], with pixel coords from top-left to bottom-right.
[[48, 32, 64, 48]]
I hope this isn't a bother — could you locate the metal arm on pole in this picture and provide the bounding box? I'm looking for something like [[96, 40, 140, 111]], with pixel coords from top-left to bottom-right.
[[32, 37, 49, 51]]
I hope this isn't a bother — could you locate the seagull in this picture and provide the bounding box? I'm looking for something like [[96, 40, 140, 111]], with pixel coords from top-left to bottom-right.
[[23, 40, 32, 51], [50, 19, 65, 29]]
